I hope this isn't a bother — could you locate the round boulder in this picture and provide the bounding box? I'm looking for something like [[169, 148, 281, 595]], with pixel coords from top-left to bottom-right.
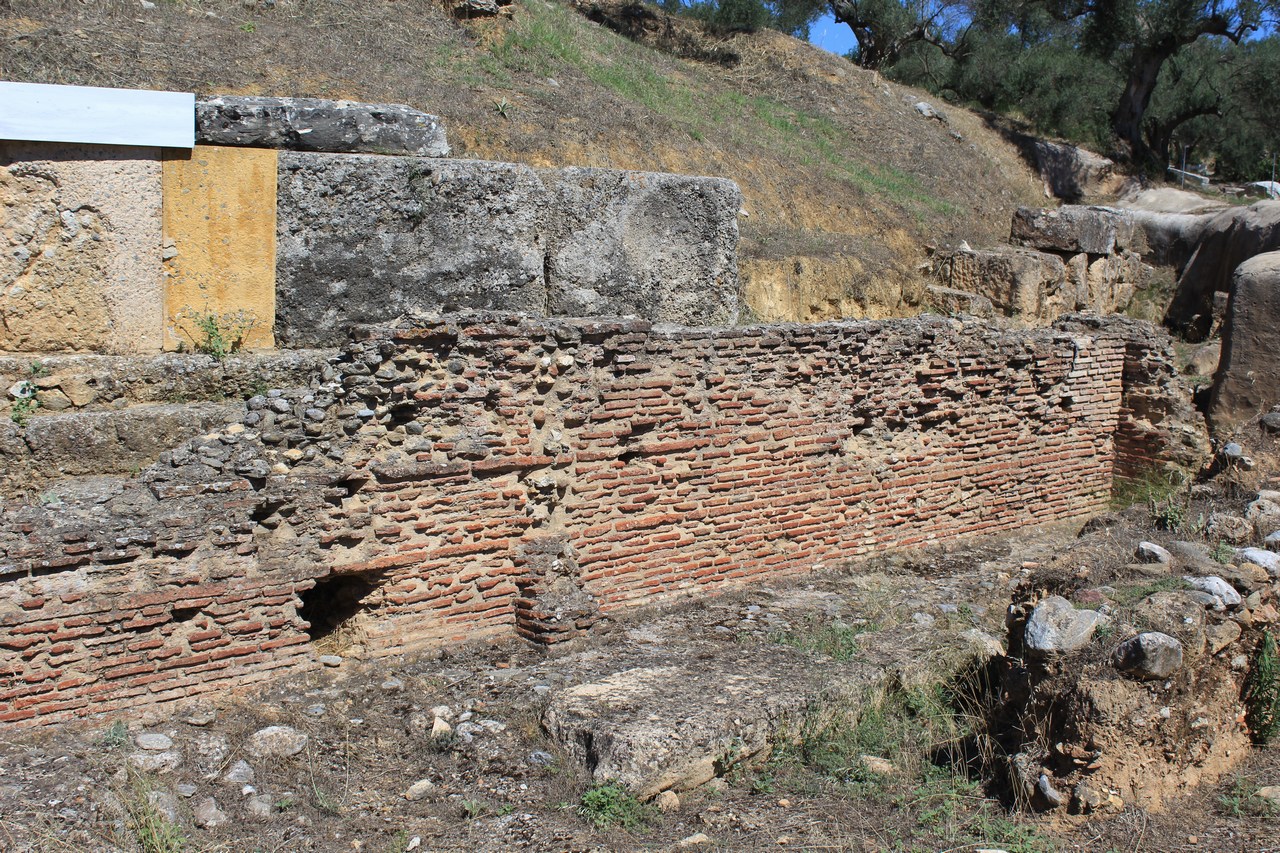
[[1025, 596, 1105, 655]]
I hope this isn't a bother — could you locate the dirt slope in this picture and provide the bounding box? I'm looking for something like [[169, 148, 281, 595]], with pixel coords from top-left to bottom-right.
[[1, 0, 1046, 321]]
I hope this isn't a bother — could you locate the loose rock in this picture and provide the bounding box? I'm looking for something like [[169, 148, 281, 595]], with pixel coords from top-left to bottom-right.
[[1113, 631, 1184, 679], [1024, 596, 1105, 655], [405, 779, 435, 801], [246, 725, 308, 758], [134, 733, 173, 751], [193, 797, 228, 828], [1182, 575, 1243, 607], [1136, 542, 1172, 564]]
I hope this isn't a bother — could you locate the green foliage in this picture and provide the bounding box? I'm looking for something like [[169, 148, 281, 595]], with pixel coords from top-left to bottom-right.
[[120, 773, 186, 853], [178, 306, 256, 361], [769, 615, 875, 660], [10, 393, 38, 427], [1245, 631, 1280, 745], [100, 720, 129, 750], [1211, 540, 1235, 564], [1109, 576, 1189, 607], [578, 782, 652, 830], [1111, 466, 1189, 530], [1218, 775, 1280, 816]]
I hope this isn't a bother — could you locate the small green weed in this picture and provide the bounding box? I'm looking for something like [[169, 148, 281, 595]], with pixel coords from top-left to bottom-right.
[[239, 22, 256, 33], [1211, 540, 1236, 563], [10, 394, 38, 426], [578, 782, 652, 831], [1218, 775, 1280, 816], [768, 616, 875, 661], [493, 98, 513, 119], [1245, 630, 1279, 745], [176, 306, 256, 361], [119, 772, 185, 853], [461, 798, 490, 819], [1110, 576, 1189, 607], [100, 720, 129, 750]]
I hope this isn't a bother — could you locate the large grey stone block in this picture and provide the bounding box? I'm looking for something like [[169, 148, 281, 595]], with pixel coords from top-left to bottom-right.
[[196, 96, 449, 157], [542, 167, 740, 325], [1011, 205, 1146, 256], [1210, 250, 1280, 429], [275, 154, 548, 347], [274, 153, 742, 346]]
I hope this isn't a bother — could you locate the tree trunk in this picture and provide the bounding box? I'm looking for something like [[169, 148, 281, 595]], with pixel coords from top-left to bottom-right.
[[1113, 49, 1167, 166]]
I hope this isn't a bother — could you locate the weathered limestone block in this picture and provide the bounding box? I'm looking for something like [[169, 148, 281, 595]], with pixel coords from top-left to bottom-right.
[[274, 154, 742, 346], [1011, 205, 1146, 256], [1210, 251, 1280, 430], [543, 655, 881, 798], [541, 167, 740, 324], [275, 154, 548, 347], [1157, 202, 1280, 340], [924, 284, 994, 317], [196, 96, 450, 157], [935, 246, 1064, 318], [1034, 140, 1128, 203], [2, 402, 242, 490], [0, 142, 164, 354]]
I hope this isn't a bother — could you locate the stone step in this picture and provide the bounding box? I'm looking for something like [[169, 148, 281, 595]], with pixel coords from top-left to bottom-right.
[[1, 400, 245, 496], [1, 350, 330, 418]]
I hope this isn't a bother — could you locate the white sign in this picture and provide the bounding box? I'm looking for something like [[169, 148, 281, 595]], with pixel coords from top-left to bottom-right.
[[0, 81, 193, 148]]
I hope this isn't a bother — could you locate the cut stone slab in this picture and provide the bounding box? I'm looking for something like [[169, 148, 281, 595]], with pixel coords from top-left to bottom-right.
[[543, 652, 883, 800], [274, 154, 742, 346], [1010, 205, 1145, 256], [1024, 595, 1104, 655], [196, 96, 449, 157]]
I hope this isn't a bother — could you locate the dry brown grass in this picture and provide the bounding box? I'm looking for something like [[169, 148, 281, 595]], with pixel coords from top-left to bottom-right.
[[2, 0, 1047, 323]]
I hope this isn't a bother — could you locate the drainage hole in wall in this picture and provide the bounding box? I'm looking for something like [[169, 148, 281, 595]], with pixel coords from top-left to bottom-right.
[[299, 570, 389, 652]]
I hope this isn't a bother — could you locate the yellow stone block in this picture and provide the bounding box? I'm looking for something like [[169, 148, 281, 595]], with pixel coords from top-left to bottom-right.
[[162, 145, 276, 352]]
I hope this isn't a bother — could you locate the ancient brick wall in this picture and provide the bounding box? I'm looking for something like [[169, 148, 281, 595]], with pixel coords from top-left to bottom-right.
[[0, 315, 1124, 726], [1056, 314, 1211, 480]]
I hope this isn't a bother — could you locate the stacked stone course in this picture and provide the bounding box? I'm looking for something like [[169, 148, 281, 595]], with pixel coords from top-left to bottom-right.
[[1, 314, 1124, 726]]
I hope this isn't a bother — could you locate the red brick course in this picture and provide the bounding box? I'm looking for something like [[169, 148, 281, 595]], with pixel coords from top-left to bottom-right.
[[0, 314, 1125, 726]]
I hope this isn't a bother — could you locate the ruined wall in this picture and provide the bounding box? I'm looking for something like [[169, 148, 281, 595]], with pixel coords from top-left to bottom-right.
[[0, 315, 1123, 727], [1056, 314, 1211, 479]]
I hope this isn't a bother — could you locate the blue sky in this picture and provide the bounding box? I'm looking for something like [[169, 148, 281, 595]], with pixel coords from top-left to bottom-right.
[[807, 12, 858, 56]]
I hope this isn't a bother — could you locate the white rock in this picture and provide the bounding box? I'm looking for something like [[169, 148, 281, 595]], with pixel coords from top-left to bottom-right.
[[134, 733, 173, 751], [654, 789, 680, 812], [404, 779, 435, 801], [678, 833, 712, 847], [127, 751, 181, 773], [1182, 575, 1242, 606], [223, 759, 255, 784], [1237, 548, 1280, 577], [1025, 596, 1104, 654], [193, 797, 227, 828], [1137, 542, 1173, 564], [246, 725, 308, 758], [430, 717, 452, 740]]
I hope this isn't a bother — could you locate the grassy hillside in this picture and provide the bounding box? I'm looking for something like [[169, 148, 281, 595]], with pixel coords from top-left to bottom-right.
[[1, 0, 1046, 322]]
